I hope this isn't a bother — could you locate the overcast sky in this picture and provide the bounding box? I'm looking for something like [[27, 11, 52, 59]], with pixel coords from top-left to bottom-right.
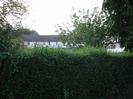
[[22, 0, 103, 35]]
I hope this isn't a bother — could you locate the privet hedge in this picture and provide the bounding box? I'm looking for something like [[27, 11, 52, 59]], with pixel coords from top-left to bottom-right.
[[0, 48, 133, 99]]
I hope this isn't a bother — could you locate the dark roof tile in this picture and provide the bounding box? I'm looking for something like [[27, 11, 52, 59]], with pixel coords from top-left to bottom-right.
[[22, 35, 60, 42]]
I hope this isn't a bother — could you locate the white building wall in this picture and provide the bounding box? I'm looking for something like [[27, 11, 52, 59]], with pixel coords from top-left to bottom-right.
[[24, 41, 124, 52], [24, 41, 66, 48]]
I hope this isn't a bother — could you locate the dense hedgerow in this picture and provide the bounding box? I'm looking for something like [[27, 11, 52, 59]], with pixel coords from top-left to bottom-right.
[[0, 48, 133, 99]]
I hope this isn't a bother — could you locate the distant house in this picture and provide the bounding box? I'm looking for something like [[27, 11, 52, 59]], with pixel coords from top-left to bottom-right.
[[21, 35, 66, 48], [21, 34, 124, 52]]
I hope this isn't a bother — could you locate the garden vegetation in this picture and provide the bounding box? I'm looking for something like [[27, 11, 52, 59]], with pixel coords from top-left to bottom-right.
[[0, 48, 133, 99]]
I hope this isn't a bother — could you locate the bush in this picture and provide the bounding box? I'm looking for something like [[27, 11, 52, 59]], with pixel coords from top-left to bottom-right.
[[0, 28, 20, 99], [0, 48, 133, 99]]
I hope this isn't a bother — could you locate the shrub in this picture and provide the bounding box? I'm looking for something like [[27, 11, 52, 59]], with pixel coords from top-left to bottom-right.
[[0, 48, 133, 99]]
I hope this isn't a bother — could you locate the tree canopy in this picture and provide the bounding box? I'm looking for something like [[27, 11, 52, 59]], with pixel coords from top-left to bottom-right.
[[11, 28, 38, 38], [0, 0, 28, 28], [102, 0, 133, 51], [56, 8, 107, 48], [0, 0, 28, 52]]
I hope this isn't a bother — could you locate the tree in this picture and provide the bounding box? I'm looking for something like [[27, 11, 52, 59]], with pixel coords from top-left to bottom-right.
[[0, 1, 28, 98], [102, 0, 133, 51], [0, 0, 28, 53], [0, 28, 12, 52], [0, 0, 28, 28], [56, 7, 107, 48], [11, 28, 38, 38]]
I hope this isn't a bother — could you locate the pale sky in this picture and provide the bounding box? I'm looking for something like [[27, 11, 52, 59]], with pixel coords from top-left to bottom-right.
[[22, 0, 103, 35]]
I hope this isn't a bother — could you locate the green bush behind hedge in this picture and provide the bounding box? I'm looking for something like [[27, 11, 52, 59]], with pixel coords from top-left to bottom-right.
[[0, 48, 133, 99]]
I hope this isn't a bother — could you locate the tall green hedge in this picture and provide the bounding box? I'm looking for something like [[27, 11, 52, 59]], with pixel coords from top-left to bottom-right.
[[0, 48, 133, 99]]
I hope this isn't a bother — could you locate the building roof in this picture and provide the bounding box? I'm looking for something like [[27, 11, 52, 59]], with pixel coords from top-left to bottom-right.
[[22, 35, 60, 42]]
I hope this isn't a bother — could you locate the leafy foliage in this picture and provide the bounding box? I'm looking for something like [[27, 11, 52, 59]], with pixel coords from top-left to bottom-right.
[[11, 28, 38, 38], [0, 48, 133, 99], [0, 0, 28, 28], [0, 1, 28, 98], [56, 8, 107, 48], [0, 0, 28, 53], [102, 0, 133, 51], [0, 28, 11, 52]]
